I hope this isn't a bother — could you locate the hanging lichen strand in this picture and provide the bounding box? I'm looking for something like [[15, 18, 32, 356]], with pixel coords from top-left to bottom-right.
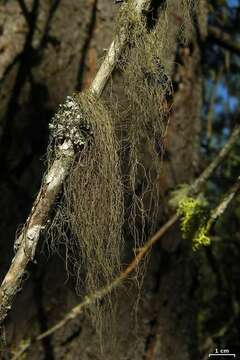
[[47, 0, 197, 346], [49, 92, 124, 338], [113, 0, 197, 256]]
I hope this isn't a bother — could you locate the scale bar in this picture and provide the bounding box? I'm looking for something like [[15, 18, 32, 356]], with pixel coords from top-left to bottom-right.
[[209, 355, 236, 358]]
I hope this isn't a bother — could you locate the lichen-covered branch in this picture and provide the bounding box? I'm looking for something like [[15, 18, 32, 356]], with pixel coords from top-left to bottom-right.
[[91, 0, 150, 96], [0, 0, 151, 325], [194, 175, 240, 249], [12, 127, 240, 359]]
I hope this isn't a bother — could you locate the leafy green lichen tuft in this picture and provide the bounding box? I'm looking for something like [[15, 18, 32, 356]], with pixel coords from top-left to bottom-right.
[[177, 196, 211, 250], [194, 225, 211, 250]]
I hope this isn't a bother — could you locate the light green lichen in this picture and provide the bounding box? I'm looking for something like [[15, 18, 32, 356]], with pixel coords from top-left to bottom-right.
[[177, 196, 211, 250], [194, 225, 211, 250]]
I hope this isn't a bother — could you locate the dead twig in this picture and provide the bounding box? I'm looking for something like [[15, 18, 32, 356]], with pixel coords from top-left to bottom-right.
[[206, 176, 240, 230], [190, 125, 240, 194], [208, 25, 240, 57]]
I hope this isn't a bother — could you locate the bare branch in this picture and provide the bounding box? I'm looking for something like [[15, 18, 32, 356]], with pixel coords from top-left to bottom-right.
[[206, 176, 240, 230], [208, 25, 240, 57], [0, 0, 151, 325], [12, 125, 240, 359], [190, 125, 240, 194]]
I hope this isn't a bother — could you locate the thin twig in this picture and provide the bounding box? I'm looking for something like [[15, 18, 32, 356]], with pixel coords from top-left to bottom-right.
[[208, 25, 240, 57], [12, 128, 240, 359], [0, 0, 151, 325], [206, 176, 240, 231], [190, 125, 240, 194]]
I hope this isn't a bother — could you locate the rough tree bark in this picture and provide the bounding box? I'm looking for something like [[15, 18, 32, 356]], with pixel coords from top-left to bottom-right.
[[0, 0, 207, 359]]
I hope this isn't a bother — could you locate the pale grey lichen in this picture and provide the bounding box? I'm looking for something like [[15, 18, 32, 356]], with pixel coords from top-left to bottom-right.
[[49, 95, 93, 149]]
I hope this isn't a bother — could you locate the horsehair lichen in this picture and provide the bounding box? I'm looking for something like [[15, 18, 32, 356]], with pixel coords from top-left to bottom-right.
[[178, 0, 196, 43], [117, 0, 172, 245], [177, 196, 211, 250], [113, 0, 196, 260], [46, 0, 198, 348], [49, 91, 124, 340]]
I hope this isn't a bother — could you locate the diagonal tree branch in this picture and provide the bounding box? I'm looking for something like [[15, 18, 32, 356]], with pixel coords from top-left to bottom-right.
[[208, 25, 240, 57], [0, 0, 151, 325], [12, 125, 240, 359], [190, 125, 240, 194], [206, 175, 240, 231]]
